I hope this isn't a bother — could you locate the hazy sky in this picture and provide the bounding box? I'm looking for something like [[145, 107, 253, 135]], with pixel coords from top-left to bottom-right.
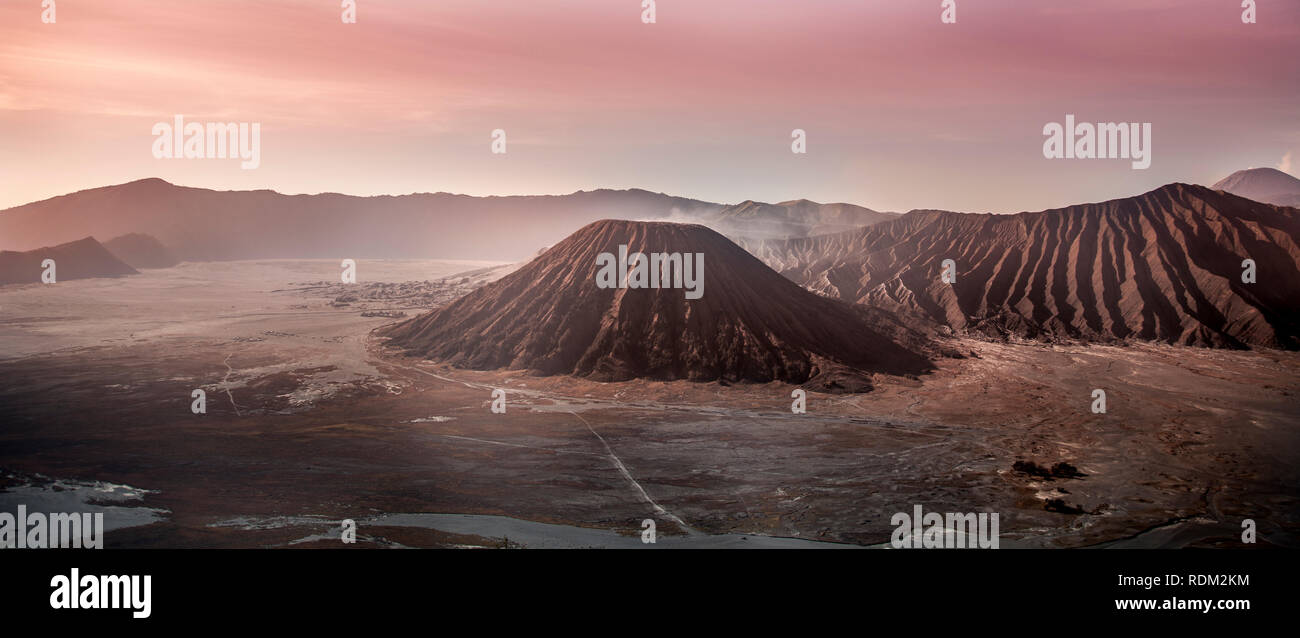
[[1, 0, 1297, 213]]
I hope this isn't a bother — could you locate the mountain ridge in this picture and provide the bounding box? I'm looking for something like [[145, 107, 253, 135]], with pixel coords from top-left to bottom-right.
[[0, 236, 138, 285], [103, 232, 180, 269], [749, 183, 1300, 349], [0, 179, 897, 262]]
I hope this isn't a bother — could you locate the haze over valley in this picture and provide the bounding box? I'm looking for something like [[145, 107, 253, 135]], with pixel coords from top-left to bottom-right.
[[2, 167, 1298, 548]]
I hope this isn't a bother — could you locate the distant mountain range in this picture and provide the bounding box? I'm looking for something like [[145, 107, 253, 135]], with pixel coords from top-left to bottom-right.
[[0, 178, 888, 262], [709, 199, 899, 245], [103, 233, 180, 269]]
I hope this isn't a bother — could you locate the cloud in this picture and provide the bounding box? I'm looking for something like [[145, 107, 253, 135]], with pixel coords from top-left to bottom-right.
[[1280, 151, 1293, 174]]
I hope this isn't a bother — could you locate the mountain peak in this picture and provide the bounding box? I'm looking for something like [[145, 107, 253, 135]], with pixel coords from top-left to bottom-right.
[[381, 219, 933, 389], [1211, 168, 1300, 207], [109, 177, 178, 193]]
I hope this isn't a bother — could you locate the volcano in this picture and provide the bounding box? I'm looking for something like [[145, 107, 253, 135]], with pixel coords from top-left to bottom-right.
[[381, 220, 934, 390], [1212, 167, 1300, 208], [750, 184, 1300, 349]]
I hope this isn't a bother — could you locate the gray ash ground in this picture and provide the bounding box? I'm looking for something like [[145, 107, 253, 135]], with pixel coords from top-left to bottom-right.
[[290, 281, 446, 311], [284, 266, 510, 315]]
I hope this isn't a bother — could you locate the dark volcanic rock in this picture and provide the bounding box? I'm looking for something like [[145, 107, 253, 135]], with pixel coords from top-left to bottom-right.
[[0, 236, 137, 285], [381, 220, 934, 389], [1044, 499, 1088, 515], [1013, 460, 1087, 480], [750, 184, 1300, 349]]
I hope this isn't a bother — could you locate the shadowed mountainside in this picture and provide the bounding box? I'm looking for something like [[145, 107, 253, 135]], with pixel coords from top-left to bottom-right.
[[749, 184, 1300, 349], [381, 219, 935, 391], [104, 233, 180, 269], [0, 237, 137, 285]]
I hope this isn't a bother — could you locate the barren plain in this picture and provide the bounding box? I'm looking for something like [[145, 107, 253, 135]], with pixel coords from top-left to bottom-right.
[[1, 260, 1296, 548]]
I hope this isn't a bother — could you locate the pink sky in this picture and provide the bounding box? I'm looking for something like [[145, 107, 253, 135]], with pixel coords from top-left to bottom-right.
[[1, 0, 1297, 213]]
